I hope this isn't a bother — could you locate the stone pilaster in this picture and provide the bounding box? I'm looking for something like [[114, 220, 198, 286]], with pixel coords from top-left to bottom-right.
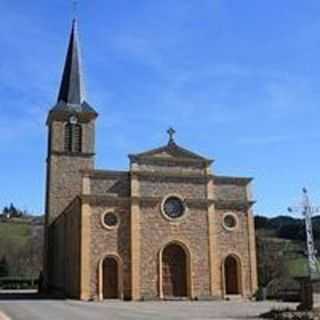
[[80, 202, 91, 300], [246, 184, 258, 295], [82, 175, 91, 195], [130, 171, 141, 300], [206, 167, 221, 298]]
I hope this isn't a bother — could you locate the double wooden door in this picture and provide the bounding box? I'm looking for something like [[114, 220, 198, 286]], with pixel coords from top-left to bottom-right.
[[162, 244, 187, 297]]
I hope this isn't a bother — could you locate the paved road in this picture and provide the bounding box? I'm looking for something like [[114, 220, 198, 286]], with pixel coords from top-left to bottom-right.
[[0, 298, 297, 320]]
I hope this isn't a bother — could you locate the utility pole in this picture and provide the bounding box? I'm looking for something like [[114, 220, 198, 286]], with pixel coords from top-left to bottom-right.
[[288, 188, 320, 310]]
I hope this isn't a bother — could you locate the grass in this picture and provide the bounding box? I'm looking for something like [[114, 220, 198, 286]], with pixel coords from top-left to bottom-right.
[[0, 222, 30, 247]]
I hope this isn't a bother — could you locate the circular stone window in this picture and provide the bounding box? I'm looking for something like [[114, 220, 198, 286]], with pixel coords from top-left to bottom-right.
[[223, 213, 238, 231], [162, 196, 186, 220], [102, 212, 119, 229]]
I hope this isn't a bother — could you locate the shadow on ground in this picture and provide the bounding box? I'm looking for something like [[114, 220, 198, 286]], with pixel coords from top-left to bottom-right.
[[0, 290, 65, 300]]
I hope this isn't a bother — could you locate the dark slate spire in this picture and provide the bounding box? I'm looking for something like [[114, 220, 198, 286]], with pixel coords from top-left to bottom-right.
[[47, 19, 97, 123], [57, 18, 86, 105]]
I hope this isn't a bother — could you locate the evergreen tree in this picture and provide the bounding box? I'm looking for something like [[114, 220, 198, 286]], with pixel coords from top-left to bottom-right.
[[9, 203, 19, 217]]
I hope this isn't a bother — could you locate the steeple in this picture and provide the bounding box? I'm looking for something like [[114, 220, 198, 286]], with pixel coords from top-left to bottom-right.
[[47, 18, 97, 120], [57, 18, 85, 105]]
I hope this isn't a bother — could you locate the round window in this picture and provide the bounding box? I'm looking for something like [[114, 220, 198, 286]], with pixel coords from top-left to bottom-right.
[[103, 212, 119, 228], [163, 196, 185, 219], [223, 214, 238, 230]]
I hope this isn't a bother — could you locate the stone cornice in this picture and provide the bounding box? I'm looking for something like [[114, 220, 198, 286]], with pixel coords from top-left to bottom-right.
[[81, 169, 129, 179], [79, 195, 254, 210], [51, 151, 95, 158], [131, 170, 211, 182], [80, 195, 131, 206], [214, 175, 253, 185], [214, 199, 256, 210], [129, 155, 213, 166], [46, 109, 98, 125]]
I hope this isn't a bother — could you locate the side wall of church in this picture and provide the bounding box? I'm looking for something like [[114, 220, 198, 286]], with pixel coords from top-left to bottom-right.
[[138, 175, 211, 300], [48, 198, 81, 298], [88, 202, 131, 300]]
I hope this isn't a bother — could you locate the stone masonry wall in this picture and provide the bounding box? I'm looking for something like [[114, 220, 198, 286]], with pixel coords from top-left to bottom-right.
[[214, 208, 253, 297], [46, 118, 95, 224], [49, 199, 81, 298], [215, 184, 248, 201], [47, 155, 94, 223], [137, 161, 205, 175], [89, 204, 131, 299], [138, 175, 211, 300], [90, 174, 130, 197], [139, 176, 207, 199], [49, 121, 95, 154], [139, 202, 211, 299], [48, 216, 65, 291], [64, 199, 81, 298]]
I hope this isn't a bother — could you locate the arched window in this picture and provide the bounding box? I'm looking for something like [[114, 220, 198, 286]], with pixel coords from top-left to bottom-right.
[[64, 123, 82, 153]]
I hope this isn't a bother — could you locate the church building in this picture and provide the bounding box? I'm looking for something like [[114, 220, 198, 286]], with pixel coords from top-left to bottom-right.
[[44, 19, 258, 301]]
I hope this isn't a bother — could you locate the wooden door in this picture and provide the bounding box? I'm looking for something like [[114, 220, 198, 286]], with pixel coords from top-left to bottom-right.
[[225, 256, 240, 295], [162, 244, 187, 297], [103, 257, 118, 299]]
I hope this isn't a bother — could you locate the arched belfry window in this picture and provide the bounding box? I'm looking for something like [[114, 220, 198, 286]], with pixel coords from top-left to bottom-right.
[[64, 122, 82, 153], [73, 124, 82, 152]]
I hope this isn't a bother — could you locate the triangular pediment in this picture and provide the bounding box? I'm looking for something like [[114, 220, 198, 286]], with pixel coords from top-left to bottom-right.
[[130, 143, 212, 163]]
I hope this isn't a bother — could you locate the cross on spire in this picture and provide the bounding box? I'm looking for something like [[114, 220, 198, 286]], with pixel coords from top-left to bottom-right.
[[72, 0, 78, 18], [167, 127, 176, 145]]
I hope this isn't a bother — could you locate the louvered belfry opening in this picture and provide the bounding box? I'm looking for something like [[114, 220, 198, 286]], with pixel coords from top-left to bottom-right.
[[162, 244, 188, 298], [64, 123, 82, 153]]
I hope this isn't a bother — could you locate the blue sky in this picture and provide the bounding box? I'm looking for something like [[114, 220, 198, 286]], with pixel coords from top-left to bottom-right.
[[1, 0, 320, 216]]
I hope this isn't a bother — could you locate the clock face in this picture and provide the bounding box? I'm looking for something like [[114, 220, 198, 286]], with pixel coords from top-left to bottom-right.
[[163, 197, 185, 219], [69, 115, 78, 125]]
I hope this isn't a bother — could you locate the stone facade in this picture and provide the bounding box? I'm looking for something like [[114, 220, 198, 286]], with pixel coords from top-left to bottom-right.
[[46, 137, 258, 301], [44, 18, 258, 302]]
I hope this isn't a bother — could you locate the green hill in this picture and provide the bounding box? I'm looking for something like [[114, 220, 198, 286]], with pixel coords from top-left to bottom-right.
[[0, 217, 43, 278], [0, 222, 30, 247]]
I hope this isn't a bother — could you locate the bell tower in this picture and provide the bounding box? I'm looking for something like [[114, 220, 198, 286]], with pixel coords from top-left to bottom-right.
[[45, 18, 98, 226]]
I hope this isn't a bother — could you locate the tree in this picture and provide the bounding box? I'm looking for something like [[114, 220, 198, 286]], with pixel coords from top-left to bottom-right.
[[255, 216, 271, 229], [278, 222, 305, 241], [0, 256, 9, 277], [9, 203, 18, 217]]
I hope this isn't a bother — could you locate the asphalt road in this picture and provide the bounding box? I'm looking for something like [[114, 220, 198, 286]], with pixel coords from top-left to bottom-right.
[[0, 298, 297, 320]]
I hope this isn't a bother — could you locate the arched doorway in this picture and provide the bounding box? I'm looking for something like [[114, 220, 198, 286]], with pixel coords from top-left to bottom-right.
[[224, 255, 241, 295], [102, 257, 119, 299], [162, 243, 188, 298]]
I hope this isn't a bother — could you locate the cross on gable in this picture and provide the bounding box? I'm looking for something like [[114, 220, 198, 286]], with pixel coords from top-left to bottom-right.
[[167, 128, 176, 145]]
